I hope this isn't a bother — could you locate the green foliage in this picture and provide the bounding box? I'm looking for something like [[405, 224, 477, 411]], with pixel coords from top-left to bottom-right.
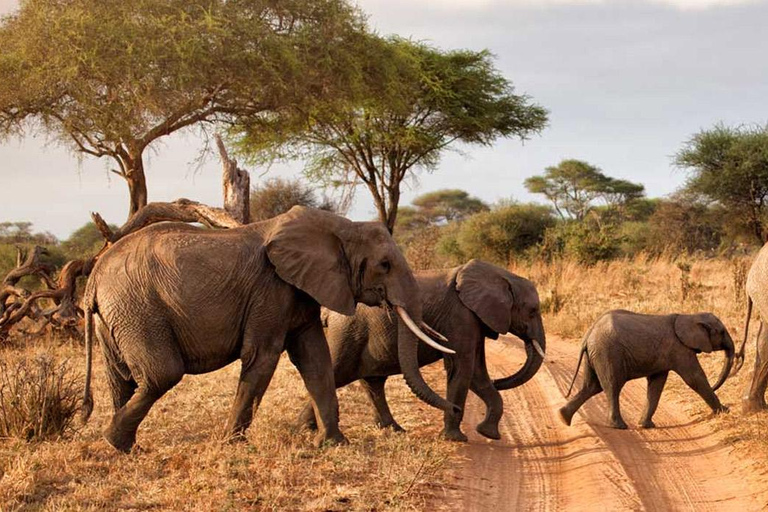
[[411, 189, 489, 224], [644, 196, 724, 256], [249, 178, 336, 221], [61, 222, 116, 260], [676, 124, 768, 244], [0, 0, 365, 212], [438, 203, 554, 265], [0, 222, 57, 245], [539, 219, 623, 265], [525, 159, 645, 221], [237, 36, 547, 232]]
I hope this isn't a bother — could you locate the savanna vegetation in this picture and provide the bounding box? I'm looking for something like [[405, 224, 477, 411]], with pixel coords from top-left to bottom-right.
[[3, 0, 768, 508]]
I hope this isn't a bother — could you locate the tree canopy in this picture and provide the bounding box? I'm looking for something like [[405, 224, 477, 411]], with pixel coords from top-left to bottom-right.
[[676, 124, 768, 244], [236, 36, 548, 233], [524, 159, 644, 221], [0, 0, 364, 216]]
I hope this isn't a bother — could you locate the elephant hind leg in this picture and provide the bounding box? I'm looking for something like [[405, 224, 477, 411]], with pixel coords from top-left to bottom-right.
[[559, 364, 602, 426], [296, 401, 318, 431], [103, 331, 185, 453], [360, 376, 404, 432], [640, 371, 668, 428], [105, 363, 138, 414], [744, 322, 768, 413]]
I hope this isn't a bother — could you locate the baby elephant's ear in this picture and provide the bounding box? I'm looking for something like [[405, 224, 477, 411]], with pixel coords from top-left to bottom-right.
[[674, 315, 714, 353]]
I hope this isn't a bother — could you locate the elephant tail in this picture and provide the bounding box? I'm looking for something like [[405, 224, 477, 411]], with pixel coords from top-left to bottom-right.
[[734, 295, 753, 377], [81, 305, 95, 424], [565, 345, 586, 398], [565, 325, 596, 398]]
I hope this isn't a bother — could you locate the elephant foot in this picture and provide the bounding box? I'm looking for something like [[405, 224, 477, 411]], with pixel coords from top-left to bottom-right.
[[639, 419, 655, 429], [609, 418, 628, 430], [558, 407, 573, 426], [103, 425, 135, 454], [296, 405, 318, 432], [377, 420, 406, 433], [476, 421, 501, 440], [442, 428, 468, 443], [314, 430, 348, 448], [713, 405, 730, 415]]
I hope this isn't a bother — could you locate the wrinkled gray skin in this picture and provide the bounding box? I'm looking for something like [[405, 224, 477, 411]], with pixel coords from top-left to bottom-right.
[[736, 242, 768, 413], [560, 310, 734, 429], [80, 206, 456, 453], [298, 260, 546, 442]]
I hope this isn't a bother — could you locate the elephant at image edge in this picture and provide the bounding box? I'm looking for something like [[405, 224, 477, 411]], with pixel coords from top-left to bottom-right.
[[80, 206, 457, 453], [737, 241, 768, 412], [560, 310, 734, 429], [299, 259, 546, 442]]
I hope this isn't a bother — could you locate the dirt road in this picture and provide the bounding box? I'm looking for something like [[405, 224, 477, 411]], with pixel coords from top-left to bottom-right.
[[436, 336, 768, 511]]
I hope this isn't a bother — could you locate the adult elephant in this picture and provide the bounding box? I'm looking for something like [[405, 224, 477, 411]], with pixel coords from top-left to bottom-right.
[[737, 242, 768, 412], [80, 206, 456, 453], [298, 259, 546, 442]]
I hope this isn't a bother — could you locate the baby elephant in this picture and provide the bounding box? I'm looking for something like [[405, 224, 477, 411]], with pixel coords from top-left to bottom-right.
[[559, 310, 735, 429]]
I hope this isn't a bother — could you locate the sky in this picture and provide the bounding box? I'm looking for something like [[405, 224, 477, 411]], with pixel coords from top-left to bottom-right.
[[1, 0, 767, 239]]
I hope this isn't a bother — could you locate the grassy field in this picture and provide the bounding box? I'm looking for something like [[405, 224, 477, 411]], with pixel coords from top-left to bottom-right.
[[0, 340, 456, 511], [2, 254, 768, 510]]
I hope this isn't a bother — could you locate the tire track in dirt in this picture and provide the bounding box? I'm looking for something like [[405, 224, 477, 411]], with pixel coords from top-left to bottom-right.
[[437, 335, 767, 511]]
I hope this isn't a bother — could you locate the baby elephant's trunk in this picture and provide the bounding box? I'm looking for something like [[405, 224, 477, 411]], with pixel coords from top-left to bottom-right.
[[712, 332, 735, 392]]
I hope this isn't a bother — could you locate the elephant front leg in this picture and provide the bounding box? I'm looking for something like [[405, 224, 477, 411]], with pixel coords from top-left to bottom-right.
[[442, 353, 474, 442], [680, 363, 728, 415], [286, 321, 347, 447], [469, 346, 503, 440], [360, 376, 405, 432], [225, 336, 284, 440], [640, 371, 668, 428]]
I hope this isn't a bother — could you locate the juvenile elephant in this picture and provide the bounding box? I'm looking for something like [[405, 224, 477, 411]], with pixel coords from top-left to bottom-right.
[[560, 310, 734, 429], [81, 206, 456, 452], [299, 259, 546, 442]]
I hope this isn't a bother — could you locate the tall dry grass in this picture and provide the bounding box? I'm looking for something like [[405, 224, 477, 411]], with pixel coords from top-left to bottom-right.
[[512, 253, 768, 454], [0, 341, 455, 511]]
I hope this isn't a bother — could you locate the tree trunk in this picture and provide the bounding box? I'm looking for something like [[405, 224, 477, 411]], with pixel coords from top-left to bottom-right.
[[215, 134, 251, 224], [125, 155, 148, 218]]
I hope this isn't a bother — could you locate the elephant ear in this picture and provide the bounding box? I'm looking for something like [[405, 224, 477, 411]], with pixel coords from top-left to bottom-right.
[[456, 259, 513, 334], [674, 314, 714, 353], [265, 207, 356, 316]]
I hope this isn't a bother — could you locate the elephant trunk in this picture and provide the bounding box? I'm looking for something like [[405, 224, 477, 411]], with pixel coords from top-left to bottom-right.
[[494, 317, 546, 391], [396, 307, 461, 414], [712, 333, 735, 392]]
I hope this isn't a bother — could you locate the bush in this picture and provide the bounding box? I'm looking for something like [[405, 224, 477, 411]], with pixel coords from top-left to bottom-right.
[[0, 355, 83, 441], [438, 203, 554, 265], [250, 178, 337, 221], [539, 219, 622, 265]]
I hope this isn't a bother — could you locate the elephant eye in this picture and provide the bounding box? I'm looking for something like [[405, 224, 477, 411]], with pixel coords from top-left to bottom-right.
[[379, 259, 391, 273]]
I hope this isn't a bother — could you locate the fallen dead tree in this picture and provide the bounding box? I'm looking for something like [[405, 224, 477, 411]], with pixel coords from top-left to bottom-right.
[[0, 137, 248, 341]]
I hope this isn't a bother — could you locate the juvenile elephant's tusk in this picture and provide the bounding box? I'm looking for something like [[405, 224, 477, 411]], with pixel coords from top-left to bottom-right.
[[395, 306, 456, 355], [420, 321, 449, 343], [532, 339, 546, 359]]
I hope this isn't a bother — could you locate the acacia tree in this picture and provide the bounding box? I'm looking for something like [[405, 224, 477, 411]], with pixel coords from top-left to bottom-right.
[[676, 124, 768, 245], [0, 0, 363, 217], [237, 36, 548, 233], [525, 159, 644, 220]]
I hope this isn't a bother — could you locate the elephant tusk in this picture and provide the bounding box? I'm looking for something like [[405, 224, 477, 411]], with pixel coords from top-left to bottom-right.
[[395, 306, 456, 355], [532, 339, 546, 359], [420, 321, 449, 343]]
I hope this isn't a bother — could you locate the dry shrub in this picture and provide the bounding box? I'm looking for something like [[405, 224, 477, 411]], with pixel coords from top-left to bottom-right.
[[0, 354, 82, 442]]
